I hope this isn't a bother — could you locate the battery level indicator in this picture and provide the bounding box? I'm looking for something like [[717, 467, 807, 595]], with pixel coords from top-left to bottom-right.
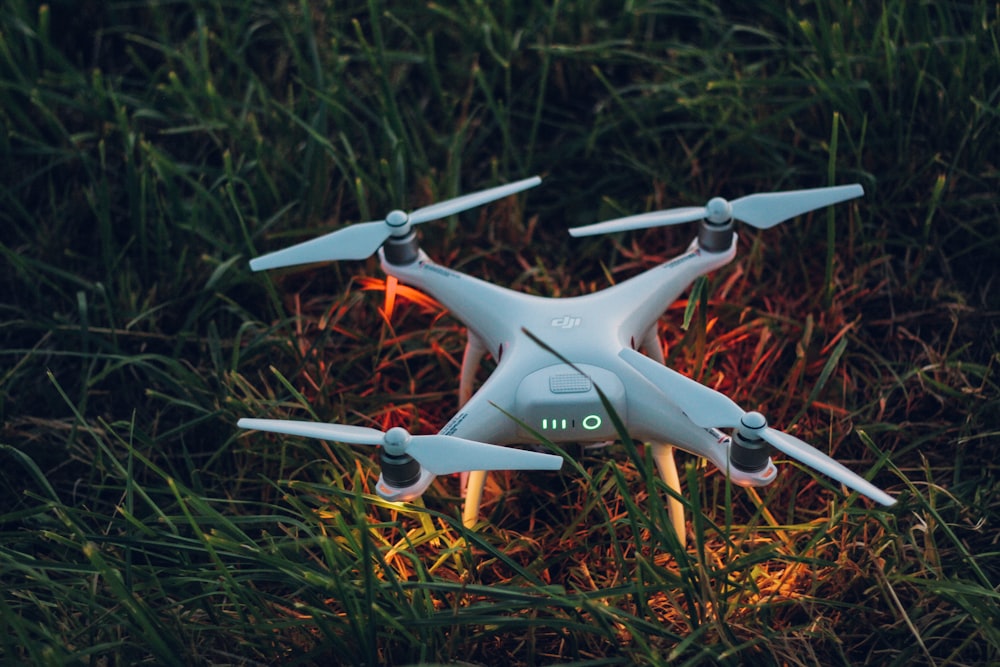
[[540, 415, 603, 431]]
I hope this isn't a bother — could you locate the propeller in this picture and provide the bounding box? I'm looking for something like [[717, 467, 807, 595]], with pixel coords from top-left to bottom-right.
[[249, 176, 542, 270], [619, 348, 895, 506], [237, 418, 562, 476], [569, 184, 864, 237]]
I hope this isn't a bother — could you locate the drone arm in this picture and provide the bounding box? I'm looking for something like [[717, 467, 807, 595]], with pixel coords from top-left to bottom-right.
[[380, 249, 533, 357], [439, 369, 521, 445], [620, 348, 896, 506], [599, 237, 737, 349], [618, 362, 778, 488]]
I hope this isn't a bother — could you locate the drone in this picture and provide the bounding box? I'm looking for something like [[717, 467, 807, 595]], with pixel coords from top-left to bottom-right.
[[238, 176, 896, 537]]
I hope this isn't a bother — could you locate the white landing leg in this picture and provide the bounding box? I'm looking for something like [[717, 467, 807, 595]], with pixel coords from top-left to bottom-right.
[[459, 332, 488, 527], [462, 470, 488, 528], [649, 442, 686, 549], [458, 331, 486, 407], [641, 327, 687, 549]]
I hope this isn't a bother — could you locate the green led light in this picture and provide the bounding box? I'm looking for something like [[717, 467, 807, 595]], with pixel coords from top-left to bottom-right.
[[540, 415, 602, 431]]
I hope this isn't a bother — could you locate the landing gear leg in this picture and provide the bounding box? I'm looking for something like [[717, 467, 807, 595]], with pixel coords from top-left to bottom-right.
[[641, 326, 687, 549]]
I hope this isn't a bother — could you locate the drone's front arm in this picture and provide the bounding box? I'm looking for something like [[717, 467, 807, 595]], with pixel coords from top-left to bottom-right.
[[620, 362, 778, 489], [597, 236, 738, 349], [379, 247, 545, 359]]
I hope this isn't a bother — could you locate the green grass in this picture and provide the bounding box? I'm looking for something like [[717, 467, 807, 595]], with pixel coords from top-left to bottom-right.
[[1, 0, 998, 664]]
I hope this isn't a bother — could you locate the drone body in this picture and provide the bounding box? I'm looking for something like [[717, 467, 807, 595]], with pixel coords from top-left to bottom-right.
[[239, 176, 895, 532], [374, 236, 771, 493]]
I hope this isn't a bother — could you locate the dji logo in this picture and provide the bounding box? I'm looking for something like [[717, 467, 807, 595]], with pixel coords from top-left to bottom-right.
[[551, 315, 582, 329]]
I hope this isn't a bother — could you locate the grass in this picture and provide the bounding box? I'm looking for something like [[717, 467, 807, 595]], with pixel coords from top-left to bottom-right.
[[1, 0, 998, 664]]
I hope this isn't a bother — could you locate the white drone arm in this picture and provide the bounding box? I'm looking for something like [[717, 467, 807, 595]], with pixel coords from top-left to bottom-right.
[[618, 348, 896, 506], [615, 359, 778, 487], [379, 248, 540, 359]]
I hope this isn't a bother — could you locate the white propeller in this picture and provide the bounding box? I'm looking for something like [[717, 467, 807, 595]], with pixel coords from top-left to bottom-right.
[[237, 418, 563, 475], [250, 176, 542, 270], [619, 348, 895, 506], [569, 184, 864, 237]]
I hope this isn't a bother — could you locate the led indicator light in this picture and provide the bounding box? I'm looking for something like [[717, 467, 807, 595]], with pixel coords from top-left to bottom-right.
[[582, 414, 602, 430]]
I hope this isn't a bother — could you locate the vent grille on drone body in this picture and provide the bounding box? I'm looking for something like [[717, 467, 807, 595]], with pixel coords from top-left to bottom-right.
[[549, 374, 592, 394]]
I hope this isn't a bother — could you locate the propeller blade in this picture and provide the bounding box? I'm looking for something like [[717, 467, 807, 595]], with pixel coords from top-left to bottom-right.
[[760, 428, 896, 506], [619, 348, 744, 428], [407, 434, 563, 475], [569, 184, 863, 237], [238, 418, 562, 475], [730, 184, 864, 229], [237, 418, 386, 445], [248, 176, 541, 269], [568, 207, 705, 237], [249, 220, 389, 270], [409, 176, 542, 225]]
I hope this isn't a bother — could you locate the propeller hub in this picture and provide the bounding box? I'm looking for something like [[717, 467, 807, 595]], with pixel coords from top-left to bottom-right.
[[385, 210, 409, 228], [738, 411, 767, 440], [705, 197, 732, 224], [730, 411, 770, 472], [382, 426, 411, 454]]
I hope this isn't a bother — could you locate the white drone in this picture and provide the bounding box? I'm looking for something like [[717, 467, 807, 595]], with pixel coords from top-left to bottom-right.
[[238, 176, 895, 537]]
